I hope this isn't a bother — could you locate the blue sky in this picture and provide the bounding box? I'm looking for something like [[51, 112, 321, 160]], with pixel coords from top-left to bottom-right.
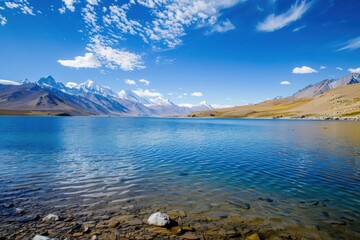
[[0, 0, 359, 107]]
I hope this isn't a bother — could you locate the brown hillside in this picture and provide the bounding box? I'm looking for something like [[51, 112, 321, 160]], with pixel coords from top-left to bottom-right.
[[190, 84, 360, 120]]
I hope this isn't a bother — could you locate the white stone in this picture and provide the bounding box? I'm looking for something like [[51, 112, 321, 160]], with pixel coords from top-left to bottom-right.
[[147, 212, 170, 226], [33, 235, 58, 240], [42, 213, 59, 222]]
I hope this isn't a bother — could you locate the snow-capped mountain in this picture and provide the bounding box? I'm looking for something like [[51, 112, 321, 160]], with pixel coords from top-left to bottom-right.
[[1, 75, 213, 116], [37, 76, 68, 92], [75, 80, 119, 98], [118, 89, 152, 105]]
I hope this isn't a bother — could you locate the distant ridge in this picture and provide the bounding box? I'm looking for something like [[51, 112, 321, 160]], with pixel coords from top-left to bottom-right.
[[0, 76, 213, 116], [293, 73, 360, 98], [190, 73, 360, 120]]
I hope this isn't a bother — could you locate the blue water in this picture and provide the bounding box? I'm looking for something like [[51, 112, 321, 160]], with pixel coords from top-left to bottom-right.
[[0, 117, 359, 237]]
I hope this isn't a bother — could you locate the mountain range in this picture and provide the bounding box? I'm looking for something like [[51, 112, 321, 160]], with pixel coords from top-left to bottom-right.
[[190, 73, 360, 120], [0, 76, 213, 116]]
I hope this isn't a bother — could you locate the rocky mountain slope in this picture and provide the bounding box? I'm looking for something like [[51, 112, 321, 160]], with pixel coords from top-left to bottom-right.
[[190, 74, 360, 120], [0, 76, 213, 116], [292, 73, 359, 98]]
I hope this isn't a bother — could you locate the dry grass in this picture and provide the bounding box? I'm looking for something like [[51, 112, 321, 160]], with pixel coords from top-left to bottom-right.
[[191, 84, 360, 119]]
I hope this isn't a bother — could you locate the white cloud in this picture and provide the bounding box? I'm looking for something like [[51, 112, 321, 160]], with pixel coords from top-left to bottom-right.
[[4, 0, 35, 15], [87, 0, 99, 5], [0, 15, 6, 26], [133, 89, 162, 98], [155, 56, 175, 65], [293, 25, 306, 32], [124, 79, 136, 85], [59, 7, 66, 14], [292, 66, 317, 74], [211, 104, 233, 109], [348, 67, 360, 74], [337, 36, 360, 51], [178, 103, 194, 108], [257, 0, 311, 32], [82, 4, 99, 32], [5, 2, 20, 9], [208, 19, 236, 34], [101, 0, 246, 48], [87, 36, 145, 71], [280, 81, 291, 85], [62, 0, 76, 12], [336, 67, 343, 71], [139, 79, 150, 85], [320, 66, 327, 69], [58, 52, 101, 69], [65, 82, 78, 88], [191, 92, 204, 97]]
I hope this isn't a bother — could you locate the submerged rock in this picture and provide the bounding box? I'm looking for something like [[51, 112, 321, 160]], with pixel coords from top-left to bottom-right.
[[147, 212, 170, 226], [42, 214, 59, 222], [167, 209, 186, 219], [227, 198, 251, 209]]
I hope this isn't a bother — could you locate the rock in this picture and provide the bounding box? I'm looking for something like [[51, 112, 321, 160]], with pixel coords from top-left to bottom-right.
[[207, 213, 228, 221], [227, 198, 250, 209], [180, 232, 200, 239], [42, 214, 59, 222], [108, 220, 120, 228], [14, 208, 25, 214], [64, 216, 74, 222], [147, 212, 170, 226], [83, 225, 91, 233], [182, 226, 194, 232], [167, 209, 187, 219], [72, 232, 83, 237], [18, 214, 40, 223], [32, 236, 58, 240], [117, 215, 137, 222], [171, 226, 182, 235], [128, 219, 143, 226], [91, 236, 99, 240], [210, 203, 220, 208], [324, 220, 347, 225], [246, 233, 260, 240]]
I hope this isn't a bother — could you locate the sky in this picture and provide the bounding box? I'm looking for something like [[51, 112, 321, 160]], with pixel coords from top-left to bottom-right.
[[0, 0, 359, 107]]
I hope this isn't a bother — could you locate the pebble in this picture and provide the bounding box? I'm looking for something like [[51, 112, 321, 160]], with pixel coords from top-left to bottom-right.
[[180, 232, 200, 240], [108, 220, 120, 228], [167, 209, 187, 219], [42, 214, 59, 222], [147, 212, 170, 226], [246, 233, 260, 240], [210, 203, 220, 208], [171, 226, 182, 234], [207, 213, 228, 221], [72, 232, 83, 237], [91, 236, 99, 240], [128, 219, 143, 226], [32, 235, 58, 240]]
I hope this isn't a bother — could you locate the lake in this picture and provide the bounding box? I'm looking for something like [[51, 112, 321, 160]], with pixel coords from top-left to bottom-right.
[[0, 117, 359, 239]]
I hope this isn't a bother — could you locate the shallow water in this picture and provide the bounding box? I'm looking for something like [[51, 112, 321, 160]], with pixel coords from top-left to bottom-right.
[[0, 117, 359, 238]]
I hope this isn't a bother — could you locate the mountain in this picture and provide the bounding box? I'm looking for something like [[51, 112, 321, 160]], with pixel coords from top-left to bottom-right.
[[190, 73, 360, 120], [293, 73, 360, 98], [0, 83, 106, 116], [118, 90, 152, 105], [0, 76, 213, 116]]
